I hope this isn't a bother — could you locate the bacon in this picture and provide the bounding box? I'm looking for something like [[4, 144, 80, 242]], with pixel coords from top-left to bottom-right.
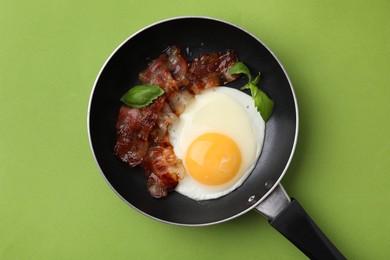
[[142, 145, 185, 198], [138, 57, 176, 92], [149, 103, 178, 144], [142, 103, 186, 198], [114, 45, 241, 198], [167, 88, 194, 116], [114, 96, 165, 167], [187, 50, 239, 94], [165, 46, 189, 85], [139, 46, 189, 92]]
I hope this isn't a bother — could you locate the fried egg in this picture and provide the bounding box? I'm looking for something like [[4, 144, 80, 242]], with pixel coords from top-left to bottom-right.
[[169, 87, 265, 201]]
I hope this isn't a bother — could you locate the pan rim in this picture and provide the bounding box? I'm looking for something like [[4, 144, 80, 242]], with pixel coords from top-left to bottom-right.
[[87, 15, 299, 226]]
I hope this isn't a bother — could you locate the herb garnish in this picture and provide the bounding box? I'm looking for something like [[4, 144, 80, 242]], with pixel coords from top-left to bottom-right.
[[120, 84, 164, 108], [229, 62, 274, 122]]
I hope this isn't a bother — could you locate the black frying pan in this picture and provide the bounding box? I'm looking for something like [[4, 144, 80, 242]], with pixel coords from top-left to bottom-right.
[[88, 16, 345, 259]]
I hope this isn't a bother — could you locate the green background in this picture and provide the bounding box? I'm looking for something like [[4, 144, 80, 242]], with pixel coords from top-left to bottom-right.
[[1, 1, 389, 259]]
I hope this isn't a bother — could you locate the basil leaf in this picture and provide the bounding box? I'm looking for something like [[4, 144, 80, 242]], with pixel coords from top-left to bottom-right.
[[229, 62, 252, 82], [230, 61, 274, 122], [120, 84, 164, 108], [252, 73, 261, 85], [240, 84, 251, 91], [250, 83, 274, 122]]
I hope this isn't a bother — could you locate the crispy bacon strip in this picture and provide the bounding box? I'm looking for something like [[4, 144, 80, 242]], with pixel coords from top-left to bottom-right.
[[139, 46, 189, 93], [142, 144, 185, 198], [137, 47, 189, 197], [114, 96, 165, 167], [187, 50, 239, 94]]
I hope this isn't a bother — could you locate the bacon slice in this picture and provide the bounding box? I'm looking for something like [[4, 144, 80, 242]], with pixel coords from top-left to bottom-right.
[[142, 103, 186, 197], [114, 96, 165, 167], [139, 46, 189, 93], [142, 144, 185, 198], [165, 46, 189, 85], [187, 50, 239, 94], [136, 47, 190, 197]]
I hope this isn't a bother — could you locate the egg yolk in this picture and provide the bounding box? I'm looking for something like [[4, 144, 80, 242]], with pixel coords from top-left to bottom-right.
[[185, 133, 242, 185]]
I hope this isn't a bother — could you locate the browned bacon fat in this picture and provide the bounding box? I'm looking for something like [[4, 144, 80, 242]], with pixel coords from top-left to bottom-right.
[[114, 45, 239, 198]]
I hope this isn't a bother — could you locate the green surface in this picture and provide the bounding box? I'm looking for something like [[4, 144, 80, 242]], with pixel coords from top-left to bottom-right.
[[1, 1, 389, 259]]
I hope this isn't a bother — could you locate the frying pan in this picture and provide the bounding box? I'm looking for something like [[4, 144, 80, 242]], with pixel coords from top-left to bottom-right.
[[88, 16, 345, 259]]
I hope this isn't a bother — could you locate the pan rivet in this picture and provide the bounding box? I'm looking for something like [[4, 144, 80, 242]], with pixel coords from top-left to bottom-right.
[[248, 195, 256, 203], [265, 179, 275, 190]]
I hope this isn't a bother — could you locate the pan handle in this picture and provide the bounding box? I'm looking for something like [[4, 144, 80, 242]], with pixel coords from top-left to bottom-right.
[[254, 184, 346, 260]]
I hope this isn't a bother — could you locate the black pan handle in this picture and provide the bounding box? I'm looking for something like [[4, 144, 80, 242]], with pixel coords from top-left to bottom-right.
[[270, 198, 345, 259], [255, 185, 346, 259]]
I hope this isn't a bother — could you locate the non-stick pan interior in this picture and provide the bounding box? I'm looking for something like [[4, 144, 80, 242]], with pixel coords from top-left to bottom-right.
[[88, 17, 297, 225]]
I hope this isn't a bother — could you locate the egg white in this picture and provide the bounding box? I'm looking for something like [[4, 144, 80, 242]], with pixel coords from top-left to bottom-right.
[[169, 87, 265, 201]]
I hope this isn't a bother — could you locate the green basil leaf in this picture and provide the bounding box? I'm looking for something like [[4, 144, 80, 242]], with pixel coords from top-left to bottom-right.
[[240, 83, 251, 91], [232, 61, 274, 122], [252, 73, 261, 85], [249, 83, 274, 122], [229, 62, 252, 82], [120, 84, 164, 108]]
